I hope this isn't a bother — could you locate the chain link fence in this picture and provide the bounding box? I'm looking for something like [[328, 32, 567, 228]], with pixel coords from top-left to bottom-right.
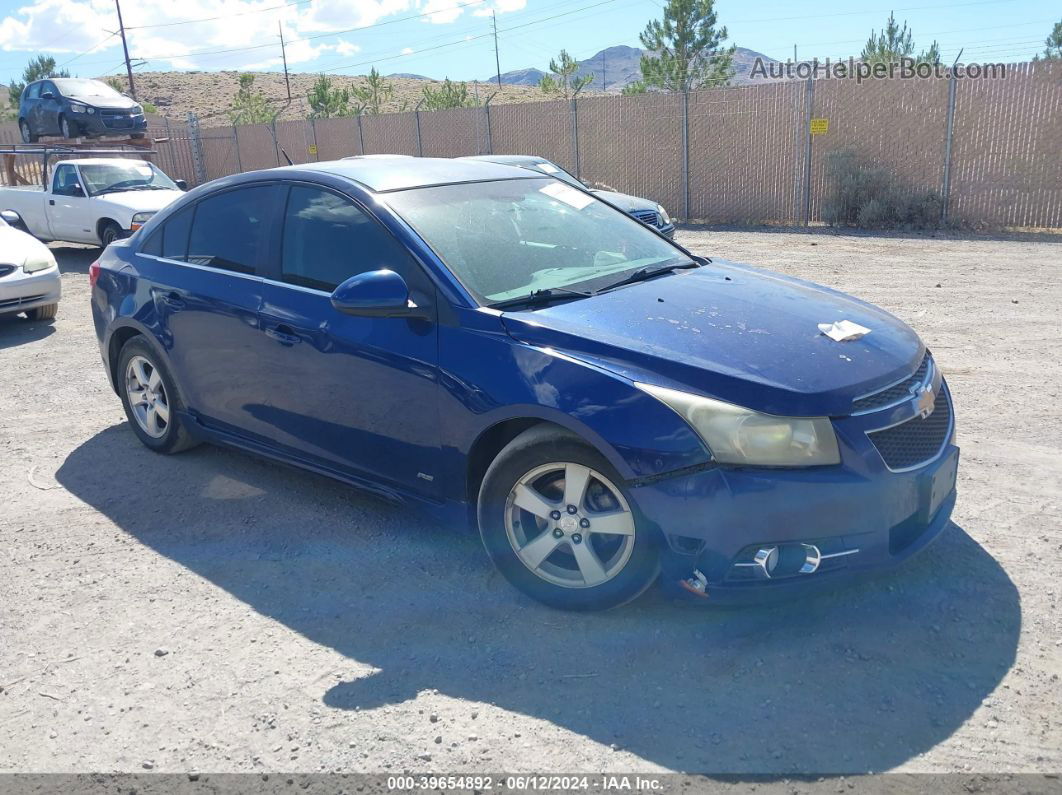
[[2, 61, 1059, 229]]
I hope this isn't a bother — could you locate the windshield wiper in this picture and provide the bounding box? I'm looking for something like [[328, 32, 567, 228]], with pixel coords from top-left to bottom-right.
[[488, 286, 591, 310], [594, 260, 700, 293]]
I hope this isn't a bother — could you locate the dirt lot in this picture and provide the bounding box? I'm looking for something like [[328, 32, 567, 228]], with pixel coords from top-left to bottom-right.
[[1, 228, 1060, 775]]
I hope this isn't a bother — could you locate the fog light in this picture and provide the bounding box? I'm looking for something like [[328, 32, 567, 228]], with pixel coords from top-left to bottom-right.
[[751, 543, 821, 579]]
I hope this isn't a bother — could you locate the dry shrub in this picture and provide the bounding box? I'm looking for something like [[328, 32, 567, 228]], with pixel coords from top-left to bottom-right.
[[822, 150, 942, 230]]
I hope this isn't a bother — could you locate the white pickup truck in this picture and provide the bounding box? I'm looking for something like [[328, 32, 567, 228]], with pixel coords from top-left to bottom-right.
[[0, 158, 186, 247]]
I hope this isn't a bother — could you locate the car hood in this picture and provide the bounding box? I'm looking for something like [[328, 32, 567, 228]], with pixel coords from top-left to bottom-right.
[[93, 190, 183, 214], [591, 189, 659, 214], [68, 93, 139, 111], [0, 224, 52, 264], [499, 259, 925, 417]]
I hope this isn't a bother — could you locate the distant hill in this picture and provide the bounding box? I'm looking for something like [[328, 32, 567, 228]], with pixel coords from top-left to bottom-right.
[[387, 73, 431, 80], [490, 45, 779, 90]]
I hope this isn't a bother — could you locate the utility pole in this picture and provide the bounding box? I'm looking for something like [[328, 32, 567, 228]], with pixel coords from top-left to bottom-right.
[[491, 10, 502, 89], [279, 22, 291, 101], [601, 50, 606, 91], [115, 0, 136, 100]]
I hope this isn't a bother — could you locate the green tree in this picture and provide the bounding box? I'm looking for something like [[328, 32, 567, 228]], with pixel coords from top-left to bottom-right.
[[307, 74, 352, 119], [621, 80, 648, 95], [539, 50, 594, 99], [861, 12, 941, 65], [351, 68, 393, 115], [8, 55, 71, 109], [638, 0, 734, 92], [227, 74, 278, 125], [420, 78, 475, 110], [1032, 20, 1062, 61]]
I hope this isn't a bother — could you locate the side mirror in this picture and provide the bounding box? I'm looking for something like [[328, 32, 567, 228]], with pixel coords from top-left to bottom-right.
[[41, 91, 54, 99], [331, 269, 420, 318], [175, 179, 188, 191], [0, 209, 20, 226]]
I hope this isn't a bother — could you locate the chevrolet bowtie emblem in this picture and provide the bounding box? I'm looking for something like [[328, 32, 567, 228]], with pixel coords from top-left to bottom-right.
[[911, 383, 936, 419]]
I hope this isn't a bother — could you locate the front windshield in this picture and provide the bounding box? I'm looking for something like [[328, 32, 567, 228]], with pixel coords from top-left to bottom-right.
[[53, 79, 123, 99], [79, 163, 178, 196], [387, 177, 687, 305]]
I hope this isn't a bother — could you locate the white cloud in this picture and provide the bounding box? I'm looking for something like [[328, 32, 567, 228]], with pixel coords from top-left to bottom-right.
[[419, 0, 480, 25], [471, 0, 526, 17], [400, 47, 415, 55], [0, 0, 421, 74]]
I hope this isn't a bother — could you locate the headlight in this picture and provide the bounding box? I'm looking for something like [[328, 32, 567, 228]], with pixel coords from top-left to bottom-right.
[[69, 103, 88, 114], [636, 382, 840, 466], [130, 211, 155, 231], [133, 105, 143, 115], [23, 252, 56, 274], [656, 204, 671, 225]]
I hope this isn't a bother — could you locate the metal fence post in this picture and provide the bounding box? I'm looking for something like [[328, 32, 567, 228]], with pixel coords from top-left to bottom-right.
[[940, 73, 958, 226], [232, 124, 242, 173], [186, 112, 207, 185], [310, 118, 320, 162], [271, 118, 281, 166], [356, 114, 366, 155], [414, 100, 424, 157], [484, 93, 496, 154], [801, 77, 815, 226], [682, 91, 690, 222], [570, 97, 580, 178]]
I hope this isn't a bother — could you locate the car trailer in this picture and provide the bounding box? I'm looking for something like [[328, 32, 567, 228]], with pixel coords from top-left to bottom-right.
[[0, 139, 159, 189]]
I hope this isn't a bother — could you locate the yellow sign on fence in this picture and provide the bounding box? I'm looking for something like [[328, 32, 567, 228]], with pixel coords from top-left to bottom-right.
[[810, 118, 829, 135], [308, 144, 319, 155]]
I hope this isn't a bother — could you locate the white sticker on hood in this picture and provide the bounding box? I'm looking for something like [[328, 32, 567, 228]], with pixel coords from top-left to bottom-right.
[[539, 181, 594, 210], [818, 319, 871, 342], [536, 162, 560, 174]]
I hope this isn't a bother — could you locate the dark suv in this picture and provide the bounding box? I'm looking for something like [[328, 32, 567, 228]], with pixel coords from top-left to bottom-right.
[[19, 78, 147, 142]]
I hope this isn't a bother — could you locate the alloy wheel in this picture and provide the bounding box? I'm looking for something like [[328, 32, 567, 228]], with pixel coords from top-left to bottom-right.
[[504, 462, 636, 588], [125, 355, 170, 438]]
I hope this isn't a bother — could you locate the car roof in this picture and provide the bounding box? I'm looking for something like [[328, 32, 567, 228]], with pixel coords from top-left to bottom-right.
[[56, 158, 151, 167], [287, 156, 538, 192], [461, 154, 553, 167]]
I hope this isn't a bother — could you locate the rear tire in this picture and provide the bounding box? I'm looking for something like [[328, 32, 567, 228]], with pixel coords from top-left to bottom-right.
[[477, 425, 659, 611], [25, 303, 58, 321], [117, 336, 199, 455], [19, 119, 36, 144]]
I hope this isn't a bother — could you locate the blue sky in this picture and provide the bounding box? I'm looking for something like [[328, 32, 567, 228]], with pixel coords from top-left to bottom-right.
[[0, 0, 1058, 86]]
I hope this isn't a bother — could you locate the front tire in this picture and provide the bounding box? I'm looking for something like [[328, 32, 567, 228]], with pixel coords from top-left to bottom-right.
[[59, 115, 77, 139], [477, 425, 659, 611], [25, 303, 58, 321], [99, 221, 121, 248], [117, 337, 199, 454]]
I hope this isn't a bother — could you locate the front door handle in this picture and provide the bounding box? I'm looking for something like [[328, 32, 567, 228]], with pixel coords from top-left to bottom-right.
[[265, 324, 301, 346], [48, 199, 55, 206]]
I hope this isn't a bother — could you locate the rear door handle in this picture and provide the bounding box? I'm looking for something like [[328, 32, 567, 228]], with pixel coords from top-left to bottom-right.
[[264, 324, 301, 346]]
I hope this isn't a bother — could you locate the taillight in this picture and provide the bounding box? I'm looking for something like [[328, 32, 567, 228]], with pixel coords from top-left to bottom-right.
[[89, 260, 100, 288]]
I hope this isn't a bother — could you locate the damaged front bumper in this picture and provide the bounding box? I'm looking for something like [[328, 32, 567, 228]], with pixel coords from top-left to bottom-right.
[[629, 387, 959, 604]]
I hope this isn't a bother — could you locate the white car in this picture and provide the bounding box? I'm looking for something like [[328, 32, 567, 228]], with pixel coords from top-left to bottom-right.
[[0, 210, 61, 320], [0, 158, 186, 248]]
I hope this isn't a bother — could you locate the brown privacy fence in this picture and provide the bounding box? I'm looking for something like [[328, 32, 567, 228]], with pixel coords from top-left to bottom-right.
[[2, 61, 1059, 229]]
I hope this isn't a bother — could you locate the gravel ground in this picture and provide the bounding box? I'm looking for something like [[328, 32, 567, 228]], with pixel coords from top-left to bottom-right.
[[0, 227, 1060, 776]]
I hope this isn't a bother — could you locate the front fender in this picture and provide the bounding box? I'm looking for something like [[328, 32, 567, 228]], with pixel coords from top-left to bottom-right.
[[437, 310, 711, 502]]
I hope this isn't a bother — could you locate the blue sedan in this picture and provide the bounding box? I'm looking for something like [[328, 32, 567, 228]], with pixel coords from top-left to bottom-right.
[[90, 157, 957, 610]]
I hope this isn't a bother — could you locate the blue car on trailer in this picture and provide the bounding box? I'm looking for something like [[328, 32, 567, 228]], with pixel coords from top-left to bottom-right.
[[90, 157, 958, 610]]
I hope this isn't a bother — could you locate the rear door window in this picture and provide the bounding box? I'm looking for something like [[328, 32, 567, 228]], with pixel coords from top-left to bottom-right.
[[161, 206, 193, 261], [186, 185, 274, 274]]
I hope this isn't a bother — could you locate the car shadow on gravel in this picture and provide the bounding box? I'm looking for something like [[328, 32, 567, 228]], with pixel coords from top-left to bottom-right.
[[57, 424, 1021, 775], [0, 314, 55, 348], [50, 243, 99, 275]]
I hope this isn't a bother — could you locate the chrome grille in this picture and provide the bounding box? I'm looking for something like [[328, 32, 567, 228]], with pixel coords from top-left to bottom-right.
[[852, 354, 931, 414], [630, 209, 660, 227], [867, 387, 952, 470]]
